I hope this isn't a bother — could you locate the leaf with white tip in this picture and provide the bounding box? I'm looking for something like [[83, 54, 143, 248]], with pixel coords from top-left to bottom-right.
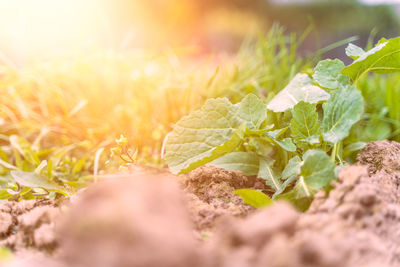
[[345, 43, 365, 60], [342, 37, 400, 82], [267, 73, 330, 112]]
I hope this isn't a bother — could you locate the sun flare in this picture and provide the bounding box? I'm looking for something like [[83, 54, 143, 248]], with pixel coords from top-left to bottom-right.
[[0, 0, 108, 63]]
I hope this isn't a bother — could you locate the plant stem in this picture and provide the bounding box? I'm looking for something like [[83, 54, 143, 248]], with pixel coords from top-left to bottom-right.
[[331, 143, 337, 162], [337, 141, 344, 165]]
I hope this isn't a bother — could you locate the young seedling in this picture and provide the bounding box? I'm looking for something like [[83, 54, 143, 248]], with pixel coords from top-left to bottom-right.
[[110, 135, 138, 170]]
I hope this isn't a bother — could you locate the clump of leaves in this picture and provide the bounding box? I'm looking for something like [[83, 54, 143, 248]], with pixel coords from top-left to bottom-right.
[[164, 36, 400, 211], [0, 134, 92, 201]]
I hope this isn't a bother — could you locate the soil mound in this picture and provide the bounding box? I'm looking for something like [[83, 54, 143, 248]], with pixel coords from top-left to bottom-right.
[[209, 141, 400, 267], [210, 164, 395, 267], [183, 166, 259, 231], [357, 140, 400, 175], [55, 174, 210, 267]]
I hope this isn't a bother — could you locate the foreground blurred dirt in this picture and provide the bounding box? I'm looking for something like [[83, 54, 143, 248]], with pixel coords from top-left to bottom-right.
[[0, 199, 58, 253], [4, 140, 400, 267]]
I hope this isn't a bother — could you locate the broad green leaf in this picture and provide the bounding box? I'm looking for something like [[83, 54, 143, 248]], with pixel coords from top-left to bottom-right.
[[345, 43, 365, 60], [294, 150, 335, 198], [235, 189, 273, 208], [237, 94, 267, 129], [282, 156, 301, 180], [290, 102, 320, 149], [10, 170, 68, 196], [165, 95, 267, 174], [165, 98, 243, 174], [210, 152, 260, 176], [258, 158, 282, 192], [342, 37, 400, 83], [267, 73, 330, 112], [312, 59, 350, 89], [322, 86, 363, 143]]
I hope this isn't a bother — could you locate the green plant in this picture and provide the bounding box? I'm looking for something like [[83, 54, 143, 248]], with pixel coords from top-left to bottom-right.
[[0, 134, 92, 201], [164, 36, 400, 211], [350, 72, 400, 144]]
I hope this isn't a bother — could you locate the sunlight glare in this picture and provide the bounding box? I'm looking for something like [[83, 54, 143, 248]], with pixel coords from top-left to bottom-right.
[[0, 0, 108, 64]]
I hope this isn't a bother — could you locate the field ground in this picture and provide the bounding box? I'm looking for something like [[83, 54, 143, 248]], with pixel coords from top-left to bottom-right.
[[0, 140, 399, 267]]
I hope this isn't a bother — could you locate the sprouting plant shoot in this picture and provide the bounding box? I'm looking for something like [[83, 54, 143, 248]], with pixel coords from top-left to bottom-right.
[[110, 135, 138, 170], [164, 37, 400, 211]]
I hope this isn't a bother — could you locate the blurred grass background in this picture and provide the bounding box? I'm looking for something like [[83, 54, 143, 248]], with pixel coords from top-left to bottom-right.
[[0, 0, 400, 198], [0, 27, 315, 175]]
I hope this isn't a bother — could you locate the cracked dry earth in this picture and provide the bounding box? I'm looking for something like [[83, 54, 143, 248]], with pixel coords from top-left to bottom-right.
[[2, 140, 400, 267]]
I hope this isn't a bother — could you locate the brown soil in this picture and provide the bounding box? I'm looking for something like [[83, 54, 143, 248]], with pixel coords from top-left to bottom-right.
[[183, 166, 259, 232], [3, 140, 400, 267], [0, 199, 59, 254], [356, 140, 400, 175]]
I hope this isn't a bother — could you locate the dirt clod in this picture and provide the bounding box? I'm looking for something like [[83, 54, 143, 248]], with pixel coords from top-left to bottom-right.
[[357, 140, 400, 175], [184, 165, 257, 231]]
